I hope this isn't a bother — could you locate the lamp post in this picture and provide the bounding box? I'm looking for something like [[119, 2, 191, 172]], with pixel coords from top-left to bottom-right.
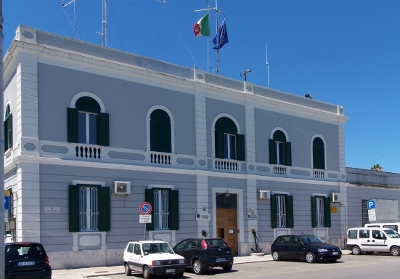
[[0, 0, 5, 277]]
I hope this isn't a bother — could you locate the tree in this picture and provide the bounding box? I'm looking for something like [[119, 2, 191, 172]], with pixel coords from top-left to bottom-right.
[[370, 164, 384, 171]]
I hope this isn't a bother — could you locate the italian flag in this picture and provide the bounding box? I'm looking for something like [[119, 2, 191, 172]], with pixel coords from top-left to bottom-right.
[[193, 14, 211, 37]]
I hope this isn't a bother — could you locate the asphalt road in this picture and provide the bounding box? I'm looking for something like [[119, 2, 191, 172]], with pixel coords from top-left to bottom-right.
[[98, 253, 400, 279]]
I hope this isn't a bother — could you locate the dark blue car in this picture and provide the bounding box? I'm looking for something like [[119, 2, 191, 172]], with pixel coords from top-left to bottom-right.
[[270, 235, 342, 263]]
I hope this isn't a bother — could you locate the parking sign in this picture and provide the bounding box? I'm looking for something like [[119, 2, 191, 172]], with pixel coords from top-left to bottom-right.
[[367, 200, 376, 210]]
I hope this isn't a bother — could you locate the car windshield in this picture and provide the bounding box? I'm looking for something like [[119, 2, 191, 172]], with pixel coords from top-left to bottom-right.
[[383, 229, 400, 238], [299, 236, 324, 244], [142, 243, 174, 254]]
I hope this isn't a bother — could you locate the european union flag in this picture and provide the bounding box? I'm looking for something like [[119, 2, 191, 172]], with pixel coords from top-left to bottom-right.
[[213, 19, 229, 49]]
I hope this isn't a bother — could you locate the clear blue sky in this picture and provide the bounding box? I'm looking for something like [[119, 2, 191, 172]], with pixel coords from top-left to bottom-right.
[[3, 0, 400, 173]]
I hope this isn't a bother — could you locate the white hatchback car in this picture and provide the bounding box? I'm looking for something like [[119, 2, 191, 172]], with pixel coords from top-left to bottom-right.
[[123, 240, 186, 279]]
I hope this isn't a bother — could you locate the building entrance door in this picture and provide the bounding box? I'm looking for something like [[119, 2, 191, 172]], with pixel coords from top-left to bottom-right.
[[216, 193, 238, 255]]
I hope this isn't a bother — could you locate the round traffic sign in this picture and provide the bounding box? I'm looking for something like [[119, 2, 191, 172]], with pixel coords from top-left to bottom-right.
[[139, 202, 152, 215]]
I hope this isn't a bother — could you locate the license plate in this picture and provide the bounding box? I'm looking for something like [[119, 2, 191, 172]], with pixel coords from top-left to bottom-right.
[[18, 261, 35, 266], [332, 252, 338, 255], [216, 258, 226, 262], [166, 269, 175, 273]]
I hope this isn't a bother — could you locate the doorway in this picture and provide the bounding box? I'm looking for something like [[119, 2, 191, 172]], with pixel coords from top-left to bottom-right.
[[216, 193, 238, 255]]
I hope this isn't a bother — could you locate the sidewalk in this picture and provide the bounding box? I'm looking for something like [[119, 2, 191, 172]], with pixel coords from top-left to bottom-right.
[[52, 251, 351, 279]]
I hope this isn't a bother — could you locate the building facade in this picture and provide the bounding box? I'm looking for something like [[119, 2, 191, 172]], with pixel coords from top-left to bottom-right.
[[4, 25, 395, 269]]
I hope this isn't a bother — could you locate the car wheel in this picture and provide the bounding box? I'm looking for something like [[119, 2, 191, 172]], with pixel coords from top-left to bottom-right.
[[222, 265, 232, 272], [124, 263, 132, 276], [176, 272, 184, 278], [305, 251, 316, 263], [193, 259, 205, 275], [390, 246, 400, 256], [351, 245, 361, 255], [272, 250, 280, 261], [143, 266, 152, 279]]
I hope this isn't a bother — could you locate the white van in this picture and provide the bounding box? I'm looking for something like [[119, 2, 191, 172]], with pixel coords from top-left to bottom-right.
[[364, 223, 400, 232], [347, 227, 400, 256]]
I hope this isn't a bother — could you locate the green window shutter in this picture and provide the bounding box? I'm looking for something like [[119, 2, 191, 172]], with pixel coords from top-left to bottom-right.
[[311, 196, 317, 228], [98, 112, 110, 146], [324, 197, 331, 228], [160, 121, 171, 153], [99, 187, 111, 232], [215, 130, 224, 159], [269, 139, 276, 164], [286, 195, 294, 228], [285, 142, 292, 166], [9, 113, 13, 148], [3, 119, 7, 152], [67, 108, 78, 143], [169, 190, 179, 230], [145, 189, 155, 231], [313, 145, 325, 169], [270, 194, 277, 228], [69, 185, 80, 232], [236, 134, 245, 161]]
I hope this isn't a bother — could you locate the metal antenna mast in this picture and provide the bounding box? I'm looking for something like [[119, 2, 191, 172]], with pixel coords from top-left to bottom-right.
[[62, 0, 77, 39], [266, 43, 270, 88], [194, 0, 225, 74], [97, 0, 107, 46]]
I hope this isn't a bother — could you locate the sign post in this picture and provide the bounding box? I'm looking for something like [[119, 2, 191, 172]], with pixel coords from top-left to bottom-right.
[[367, 200, 376, 222], [139, 202, 152, 240]]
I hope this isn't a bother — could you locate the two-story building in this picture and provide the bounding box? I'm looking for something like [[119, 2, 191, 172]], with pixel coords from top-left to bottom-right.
[[4, 25, 350, 269]]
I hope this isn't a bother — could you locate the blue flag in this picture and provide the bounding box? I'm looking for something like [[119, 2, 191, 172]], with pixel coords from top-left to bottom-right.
[[213, 19, 229, 49]]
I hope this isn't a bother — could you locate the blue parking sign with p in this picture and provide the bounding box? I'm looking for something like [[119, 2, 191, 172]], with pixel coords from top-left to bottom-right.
[[4, 196, 10, 210], [367, 200, 375, 210]]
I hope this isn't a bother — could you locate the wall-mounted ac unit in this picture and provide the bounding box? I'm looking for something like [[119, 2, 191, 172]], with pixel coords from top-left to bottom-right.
[[331, 193, 340, 203], [114, 181, 131, 195], [259, 190, 270, 200], [6, 218, 15, 231]]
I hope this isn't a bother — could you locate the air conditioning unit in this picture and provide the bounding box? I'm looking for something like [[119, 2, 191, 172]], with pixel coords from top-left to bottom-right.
[[6, 218, 15, 231], [330, 193, 340, 203], [259, 190, 270, 200], [114, 181, 131, 195]]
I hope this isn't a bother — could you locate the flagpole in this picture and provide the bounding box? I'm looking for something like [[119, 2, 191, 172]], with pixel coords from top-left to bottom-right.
[[194, 0, 225, 74], [215, 0, 219, 74]]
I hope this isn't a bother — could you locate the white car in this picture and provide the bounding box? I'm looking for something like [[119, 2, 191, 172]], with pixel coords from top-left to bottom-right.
[[123, 240, 186, 279]]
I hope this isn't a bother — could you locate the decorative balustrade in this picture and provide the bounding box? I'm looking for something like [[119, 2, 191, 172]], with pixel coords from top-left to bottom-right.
[[214, 159, 238, 171], [273, 165, 287, 175], [313, 170, 325, 178], [75, 145, 101, 159], [150, 152, 171, 165]]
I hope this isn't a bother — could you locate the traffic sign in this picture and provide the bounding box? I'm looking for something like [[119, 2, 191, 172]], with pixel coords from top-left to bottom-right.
[[139, 202, 152, 215], [139, 215, 152, 223], [367, 200, 376, 210]]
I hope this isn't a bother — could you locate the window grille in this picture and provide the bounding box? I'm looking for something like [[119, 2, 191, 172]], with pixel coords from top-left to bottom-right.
[[79, 186, 99, 231]]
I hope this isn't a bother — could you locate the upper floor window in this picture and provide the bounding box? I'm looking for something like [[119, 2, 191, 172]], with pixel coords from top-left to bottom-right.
[[312, 137, 325, 169], [215, 117, 245, 161], [269, 130, 291, 166], [150, 109, 171, 153], [271, 194, 294, 228], [145, 188, 179, 231], [68, 184, 110, 232], [311, 196, 331, 228], [4, 104, 13, 151], [67, 96, 109, 146]]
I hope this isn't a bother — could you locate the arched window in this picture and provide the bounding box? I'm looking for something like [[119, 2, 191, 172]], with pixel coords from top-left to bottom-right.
[[214, 117, 245, 161], [4, 104, 13, 151], [312, 137, 325, 169], [67, 96, 109, 146], [150, 109, 171, 153], [269, 130, 291, 166]]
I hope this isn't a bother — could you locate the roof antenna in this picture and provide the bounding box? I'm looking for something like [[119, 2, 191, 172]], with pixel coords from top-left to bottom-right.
[[266, 43, 270, 88], [96, 0, 107, 46], [62, 0, 77, 39]]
